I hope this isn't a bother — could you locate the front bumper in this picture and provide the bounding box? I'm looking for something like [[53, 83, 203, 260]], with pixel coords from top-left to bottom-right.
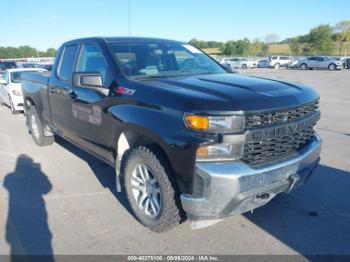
[[181, 135, 321, 221]]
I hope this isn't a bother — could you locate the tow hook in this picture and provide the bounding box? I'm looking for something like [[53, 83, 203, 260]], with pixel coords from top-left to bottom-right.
[[287, 174, 300, 193]]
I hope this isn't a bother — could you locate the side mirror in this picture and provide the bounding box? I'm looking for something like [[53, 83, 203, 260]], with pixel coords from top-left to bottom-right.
[[0, 79, 7, 85], [73, 72, 103, 88]]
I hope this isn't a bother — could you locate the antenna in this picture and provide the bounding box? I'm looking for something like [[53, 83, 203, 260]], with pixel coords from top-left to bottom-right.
[[128, 0, 131, 37], [128, 0, 131, 78]]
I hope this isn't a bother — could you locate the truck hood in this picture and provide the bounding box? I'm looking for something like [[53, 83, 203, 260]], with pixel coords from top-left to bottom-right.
[[145, 73, 319, 112]]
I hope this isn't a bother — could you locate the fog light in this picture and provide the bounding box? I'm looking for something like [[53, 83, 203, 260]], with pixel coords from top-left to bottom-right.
[[196, 143, 244, 161]]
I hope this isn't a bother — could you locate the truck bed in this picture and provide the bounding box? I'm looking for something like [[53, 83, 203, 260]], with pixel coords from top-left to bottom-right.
[[21, 70, 50, 86]]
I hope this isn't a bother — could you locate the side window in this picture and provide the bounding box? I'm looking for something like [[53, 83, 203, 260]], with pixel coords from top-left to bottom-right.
[[77, 44, 110, 85], [57, 45, 78, 81]]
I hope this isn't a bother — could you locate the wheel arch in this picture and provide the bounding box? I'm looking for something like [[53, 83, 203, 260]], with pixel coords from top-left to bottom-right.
[[113, 126, 182, 190]]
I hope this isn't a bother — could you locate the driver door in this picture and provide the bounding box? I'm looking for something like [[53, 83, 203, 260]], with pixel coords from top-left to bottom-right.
[[69, 42, 113, 163]]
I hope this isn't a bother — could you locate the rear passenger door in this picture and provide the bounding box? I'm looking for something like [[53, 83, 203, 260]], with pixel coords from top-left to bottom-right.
[[69, 42, 113, 162], [48, 44, 79, 136]]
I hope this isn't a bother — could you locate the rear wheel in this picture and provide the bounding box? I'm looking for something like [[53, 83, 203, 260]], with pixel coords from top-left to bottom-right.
[[27, 105, 54, 146], [242, 64, 248, 69], [123, 146, 183, 232], [300, 63, 307, 70]]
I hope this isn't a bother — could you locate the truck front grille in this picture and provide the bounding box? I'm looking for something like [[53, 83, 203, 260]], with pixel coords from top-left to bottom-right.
[[243, 126, 315, 164], [243, 100, 320, 164], [246, 100, 319, 129]]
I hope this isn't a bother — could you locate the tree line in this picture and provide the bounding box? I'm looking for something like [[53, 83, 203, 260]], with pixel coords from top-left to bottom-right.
[[0, 46, 57, 59], [190, 20, 350, 56], [287, 21, 350, 55], [189, 38, 269, 57]]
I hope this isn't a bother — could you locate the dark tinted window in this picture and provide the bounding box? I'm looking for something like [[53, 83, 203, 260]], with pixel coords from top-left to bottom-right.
[[57, 45, 78, 81], [77, 44, 110, 84]]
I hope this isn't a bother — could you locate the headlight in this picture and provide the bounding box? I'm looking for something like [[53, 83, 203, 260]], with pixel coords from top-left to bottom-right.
[[196, 142, 244, 161], [12, 90, 22, 96], [184, 114, 245, 132]]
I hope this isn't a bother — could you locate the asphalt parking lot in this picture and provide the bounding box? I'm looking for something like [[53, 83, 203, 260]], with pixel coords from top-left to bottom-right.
[[0, 68, 349, 256]]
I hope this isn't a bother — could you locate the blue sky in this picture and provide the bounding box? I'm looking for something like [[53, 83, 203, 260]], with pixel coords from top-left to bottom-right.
[[1, 0, 349, 50]]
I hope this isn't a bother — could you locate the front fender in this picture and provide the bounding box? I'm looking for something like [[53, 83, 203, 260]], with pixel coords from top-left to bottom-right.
[[108, 103, 211, 194]]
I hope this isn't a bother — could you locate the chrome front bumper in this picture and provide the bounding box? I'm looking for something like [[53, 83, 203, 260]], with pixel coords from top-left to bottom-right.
[[181, 135, 322, 221]]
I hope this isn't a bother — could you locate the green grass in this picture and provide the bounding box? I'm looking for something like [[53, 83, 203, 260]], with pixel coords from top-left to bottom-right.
[[269, 42, 350, 56]]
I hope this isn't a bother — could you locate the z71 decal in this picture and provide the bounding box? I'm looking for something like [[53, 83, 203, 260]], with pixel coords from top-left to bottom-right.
[[72, 104, 102, 126], [115, 86, 136, 96]]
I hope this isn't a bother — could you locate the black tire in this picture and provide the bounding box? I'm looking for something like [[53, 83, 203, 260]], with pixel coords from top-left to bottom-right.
[[122, 146, 183, 232], [328, 63, 336, 70], [27, 105, 54, 146], [274, 63, 280, 69], [242, 64, 248, 69], [9, 97, 19, 115], [300, 63, 307, 70]]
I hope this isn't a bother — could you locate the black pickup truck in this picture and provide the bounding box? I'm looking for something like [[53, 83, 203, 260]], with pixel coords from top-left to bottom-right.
[[22, 37, 321, 232]]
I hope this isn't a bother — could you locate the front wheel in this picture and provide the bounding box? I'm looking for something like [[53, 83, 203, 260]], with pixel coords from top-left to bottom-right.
[[328, 63, 336, 70], [123, 146, 183, 232], [242, 64, 248, 69], [27, 105, 54, 146], [274, 63, 280, 69]]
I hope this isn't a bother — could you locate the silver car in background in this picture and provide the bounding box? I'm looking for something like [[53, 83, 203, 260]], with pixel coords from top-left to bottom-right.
[[298, 56, 343, 70], [268, 56, 294, 69], [225, 58, 258, 69]]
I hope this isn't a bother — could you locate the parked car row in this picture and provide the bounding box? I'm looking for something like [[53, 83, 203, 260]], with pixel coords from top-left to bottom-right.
[[219, 55, 350, 71], [0, 60, 53, 72]]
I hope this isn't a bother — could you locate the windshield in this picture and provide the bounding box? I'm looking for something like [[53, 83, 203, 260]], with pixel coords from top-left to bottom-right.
[[109, 41, 226, 80]]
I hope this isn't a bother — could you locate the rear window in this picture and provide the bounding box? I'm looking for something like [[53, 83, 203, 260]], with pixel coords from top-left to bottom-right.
[[57, 45, 78, 81]]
